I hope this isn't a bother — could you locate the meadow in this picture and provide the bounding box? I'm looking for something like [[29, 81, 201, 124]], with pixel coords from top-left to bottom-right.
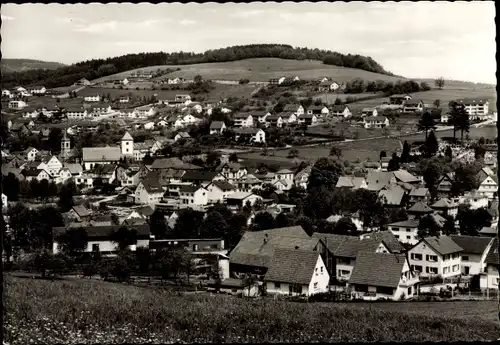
[[401, 124, 498, 142], [93, 58, 407, 84], [4, 275, 499, 344]]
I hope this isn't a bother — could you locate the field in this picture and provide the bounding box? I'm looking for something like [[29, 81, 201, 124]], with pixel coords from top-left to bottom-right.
[[92, 58, 407, 84], [4, 275, 499, 344], [402, 124, 498, 142]]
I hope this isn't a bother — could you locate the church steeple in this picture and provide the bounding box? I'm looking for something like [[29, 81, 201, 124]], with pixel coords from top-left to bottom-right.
[[61, 129, 71, 159]]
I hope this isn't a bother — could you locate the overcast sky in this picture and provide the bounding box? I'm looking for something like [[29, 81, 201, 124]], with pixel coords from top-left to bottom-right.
[[1, 2, 496, 84]]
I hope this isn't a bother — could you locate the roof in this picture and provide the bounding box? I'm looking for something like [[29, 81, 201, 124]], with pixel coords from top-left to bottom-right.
[[266, 115, 282, 120], [310, 233, 358, 254], [53, 224, 150, 239], [175, 132, 191, 138], [488, 200, 499, 218], [233, 112, 252, 119], [21, 167, 45, 177], [349, 252, 407, 288], [151, 157, 201, 170], [365, 115, 388, 122], [335, 237, 388, 258], [276, 168, 293, 174], [229, 226, 312, 268], [82, 147, 121, 162], [234, 128, 261, 135], [210, 121, 225, 129], [179, 185, 202, 193], [393, 170, 420, 183], [336, 176, 366, 188], [211, 180, 235, 191], [283, 104, 301, 112], [479, 227, 497, 237], [182, 170, 219, 182], [404, 100, 424, 106], [449, 235, 493, 255], [264, 248, 321, 285], [122, 132, 133, 141], [139, 179, 164, 194], [362, 108, 376, 112], [389, 219, 419, 228], [217, 162, 244, 172], [71, 205, 92, 218], [408, 201, 433, 213], [456, 98, 489, 105], [360, 231, 405, 253], [134, 205, 154, 217], [331, 105, 349, 112], [409, 187, 429, 197], [365, 171, 394, 190], [431, 198, 458, 209], [422, 236, 464, 255], [379, 185, 406, 205], [484, 238, 499, 265], [226, 191, 255, 200], [390, 94, 411, 98]]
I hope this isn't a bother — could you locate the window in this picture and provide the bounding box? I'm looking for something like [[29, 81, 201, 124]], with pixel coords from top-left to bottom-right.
[[426, 255, 438, 262], [464, 266, 470, 275], [452, 265, 459, 272], [376, 286, 394, 295], [320, 266, 323, 273], [411, 253, 423, 261], [92, 244, 99, 252], [275, 282, 281, 289], [314, 282, 318, 289], [413, 265, 423, 272], [443, 266, 450, 274], [462, 256, 469, 261], [339, 270, 350, 277], [426, 267, 438, 274], [406, 236, 411, 240], [407, 287, 412, 296], [394, 235, 399, 239]]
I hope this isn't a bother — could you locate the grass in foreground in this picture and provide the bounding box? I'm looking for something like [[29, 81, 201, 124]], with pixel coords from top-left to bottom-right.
[[4, 275, 500, 344]]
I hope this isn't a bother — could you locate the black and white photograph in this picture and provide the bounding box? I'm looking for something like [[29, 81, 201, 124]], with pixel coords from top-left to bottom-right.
[[1, 1, 498, 343]]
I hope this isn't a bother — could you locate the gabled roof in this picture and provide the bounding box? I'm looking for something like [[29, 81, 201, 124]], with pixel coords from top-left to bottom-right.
[[379, 185, 406, 205], [234, 128, 262, 135], [264, 248, 321, 285], [331, 105, 350, 112], [365, 171, 394, 190], [409, 187, 429, 197], [133, 205, 154, 217], [122, 132, 133, 141], [139, 179, 164, 194], [216, 162, 245, 172], [276, 168, 293, 174], [210, 121, 225, 129], [234, 112, 252, 119], [334, 237, 389, 258], [150, 157, 201, 170], [484, 238, 499, 265], [393, 170, 420, 184], [431, 198, 458, 209], [310, 233, 358, 254], [179, 185, 203, 193], [53, 224, 150, 239], [359, 231, 405, 253], [211, 180, 235, 191], [71, 205, 92, 218], [365, 115, 388, 122], [182, 170, 219, 182], [226, 191, 257, 200], [388, 219, 419, 228], [421, 236, 464, 255], [408, 201, 433, 214], [449, 235, 493, 255], [21, 167, 45, 177], [349, 252, 407, 288], [82, 147, 121, 162]]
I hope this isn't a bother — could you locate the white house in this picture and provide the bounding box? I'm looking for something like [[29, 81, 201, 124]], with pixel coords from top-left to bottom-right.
[[283, 104, 305, 116], [179, 185, 209, 206], [29, 86, 47, 95], [143, 122, 156, 130], [280, 112, 297, 125], [82, 147, 121, 170], [389, 94, 412, 105], [181, 114, 201, 126], [330, 105, 352, 118], [269, 77, 286, 85], [450, 235, 494, 276], [218, 162, 248, 183], [306, 105, 330, 117], [478, 175, 498, 200], [234, 128, 266, 143], [273, 169, 295, 191], [42, 155, 63, 177], [317, 81, 340, 92], [361, 108, 377, 117], [225, 192, 262, 209], [403, 100, 425, 113], [24, 147, 39, 161], [174, 132, 191, 143], [388, 219, 420, 245], [119, 96, 130, 103], [460, 190, 489, 210], [209, 121, 226, 135], [21, 168, 52, 182], [135, 179, 165, 205], [364, 115, 389, 129], [294, 165, 312, 190], [265, 248, 330, 297], [84, 95, 101, 102], [135, 105, 156, 118], [455, 98, 489, 120], [348, 252, 419, 300], [2, 89, 14, 98], [206, 180, 236, 203], [8, 100, 28, 109], [298, 114, 318, 127], [66, 108, 88, 119], [265, 115, 283, 128], [480, 239, 498, 291], [2, 193, 8, 209], [408, 236, 463, 279], [233, 113, 254, 128]]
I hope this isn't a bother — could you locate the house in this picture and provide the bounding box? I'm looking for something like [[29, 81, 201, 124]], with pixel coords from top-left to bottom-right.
[[409, 187, 431, 204], [279, 112, 297, 125], [389, 94, 412, 105], [233, 113, 254, 128], [437, 173, 454, 194], [403, 100, 425, 113], [408, 236, 463, 279], [440, 113, 449, 124], [234, 128, 266, 143], [335, 176, 367, 189], [478, 175, 498, 200], [454, 98, 490, 120], [388, 219, 419, 245], [2, 193, 8, 209], [88, 105, 112, 117], [217, 162, 248, 182], [317, 81, 340, 92], [265, 248, 330, 297], [251, 111, 271, 124], [84, 95, 101, 102], [175, 94, 191, 103], [265, 115, 283, 128], [174, 132, 191, 143], [82, 147, 121, 170], [236, 174, 263, 193], [167, 77, 183, 84], [282, 104, 305, 116], [75, 78, 91, 86], [330, 105, 352, 118], [449, 235, 494, 276], [9, 100, 28, 109], [298, 114, 318, 126], [476, 167, 495, 183], [306, 105, 329, 117], [135, 105, 156, 118], [479, 238, 499, 291], [407, 201, 434, 219], [273, 169, 295, 190], [294, 165, 312, 190], [209, 121, 226, 135], [348, 252, 418, 300], [21, 167, 52, 182], [431, 198, 459, 218], [143, 122, 155, 130], [364, 115, 389, 129], [135, 179, 165, 205], [206, 180, 236, 203], [119, 96, 130, 103], [225, 192, 262, 209], [460, 190, 489, 210], [361, 108, 377, 117], [378, 185, 407, 207], [53, 224, 151, 256], [179, 185, 209, 206], [2, 89, 14, 98], [29, 86, 47, 95], [67, 205, 93, 222], [87, 164, 118, 185], [42, 155, 63, 177], [269, 77, 286, 85], [66, 108, 88, 119], [24, 147, 39, 161], [181, 170, 225, 187]]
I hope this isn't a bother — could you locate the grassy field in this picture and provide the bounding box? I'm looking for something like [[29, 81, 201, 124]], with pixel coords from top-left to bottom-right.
[[93, 58, 407, 84], [4, 275, 499, 344], [402, 124, 497, 142]]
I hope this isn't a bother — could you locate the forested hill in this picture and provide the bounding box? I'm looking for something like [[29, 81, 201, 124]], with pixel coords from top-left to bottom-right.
[[2, 44, 394, 88], [1, 59, 66, 74]]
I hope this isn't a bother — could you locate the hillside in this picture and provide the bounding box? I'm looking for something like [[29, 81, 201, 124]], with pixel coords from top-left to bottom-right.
[[93, 58, 405, 84], [4, 276, 499, 344], [415, 78, 496, 90], [1, 58, 66, 73]]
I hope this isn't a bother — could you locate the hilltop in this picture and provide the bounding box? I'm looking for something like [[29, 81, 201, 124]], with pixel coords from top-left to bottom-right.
[[1, 58, 66, 73], [93, 58, 405, 84]]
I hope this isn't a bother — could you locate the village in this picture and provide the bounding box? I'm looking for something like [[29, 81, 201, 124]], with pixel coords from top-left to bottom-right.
[[1, 68, 498, 303]]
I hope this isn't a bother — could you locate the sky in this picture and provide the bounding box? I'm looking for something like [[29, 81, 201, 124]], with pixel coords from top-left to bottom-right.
[[1, 2, 496, 84]]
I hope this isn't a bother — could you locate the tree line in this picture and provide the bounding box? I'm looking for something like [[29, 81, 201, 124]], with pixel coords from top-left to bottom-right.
[[3, 44, 394, 89]]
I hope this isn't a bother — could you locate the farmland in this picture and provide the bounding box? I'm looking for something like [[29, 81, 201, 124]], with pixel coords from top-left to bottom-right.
[[401, 124, 498, 142], [92, 58, 407, 84], [4, 275, 499, 344]]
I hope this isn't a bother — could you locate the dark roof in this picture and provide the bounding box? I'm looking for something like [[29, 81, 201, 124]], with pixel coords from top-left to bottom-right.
[[335, 237, 389, 258], [140, 179, 164, 194], [72, 205, 92, 218], [179, 185, 202, 193], [212, 180, 235, 191], [182, 170, 219, 182], [311, 233, 357, 255], [331, 105, 350, 112], [264, 248, 321, 285], [134, 205, 154, 217], [210, 121, 225, 129], [21, 167, 44, 177], [408, 201, 433, 214], [484, 238, 499, 265], [151, 157, 201, 170], [388, 219, 419, 228], [360, 231, 405, 253], [233, 112, 252, 119], [422, 236, 464, 255], [449, 235, 493, 255], [283, 104, 301, 112], [53, 224, 150, 239], [349, 252, 407, 288]]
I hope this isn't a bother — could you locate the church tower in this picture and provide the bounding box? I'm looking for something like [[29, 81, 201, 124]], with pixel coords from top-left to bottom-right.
[[121, 131, 134, 157], [60, 130, 71, 159]]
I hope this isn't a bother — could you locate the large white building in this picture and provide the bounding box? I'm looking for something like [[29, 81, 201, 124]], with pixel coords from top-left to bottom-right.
[[454, 98, 490, 120]]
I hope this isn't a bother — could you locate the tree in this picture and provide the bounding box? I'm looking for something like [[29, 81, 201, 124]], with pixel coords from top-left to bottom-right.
[[228, 153, 238, 163], [275, 212, 292, 228], [2, 173, 20, 201], [434, 77, 445, 90], [423, 159, 444, 194], [417, 214, 441, 239], [288, 148, 299, 158], [38, 179, 50, 202], [400, 141, 410, 163], [252, 212, 276, 231], [445, 146, 453, 161], [110, 226, 138, 251], [351, 189, 388, 229], [172, 208, 204, 238], [148, 209, 168, 239], [307, 157, 345, 191], [333, 216, 358, 236], [457, 206, 492, 236], [29, 179, 41, 200], [456, 111, 470, 141], [206, 151, 221, 168], [58, 181, 76, 212], [418, 111, 436, 140], [442, 215, 457, 236], [420, 82, 431, 91], [387, 152, 400, 171], [433, 99, 441, 108], [448, 101, 469, 141], [424, 130, 439, 157], [329, 146, 342, 159], [379, 151, 387, 161], [56, 227, 89, 257], [450, 163, 480, 196]]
